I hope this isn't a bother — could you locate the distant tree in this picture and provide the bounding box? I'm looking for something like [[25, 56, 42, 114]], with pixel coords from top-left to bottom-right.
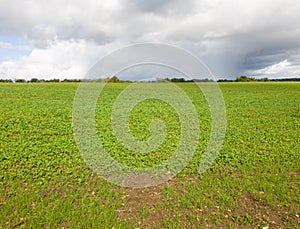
[[15, 79, 26, 83], [193, 78, 215, 82], [259, 77, 269, 82], [217, 79, 233, 82], [108, 76, 120, 83], [169, 78, 186, 82], [0, 79, 13, 83], [270, 78, 300, 82], [235, 76, 255, 82], [47, 79, 60, 82], [30, 78, 39, 83], [62, 79, 81, 82]]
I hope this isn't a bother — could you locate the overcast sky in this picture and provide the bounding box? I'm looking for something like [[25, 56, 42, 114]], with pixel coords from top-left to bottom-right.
[[0, 0, 300, 80]]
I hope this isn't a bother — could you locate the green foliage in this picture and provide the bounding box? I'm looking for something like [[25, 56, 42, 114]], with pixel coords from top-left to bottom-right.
[[168, 77, 186, 82], [0, 82, 299, 228], [15, 79, 26, 83], [108, 76, 120, 83], [62, 79, 81, 82], [235, 76, 255, 82], [0, 79, 13, 83], [234, 76, 270, 82], [29, 78, 39, 83], [47, 78, 60, 82]]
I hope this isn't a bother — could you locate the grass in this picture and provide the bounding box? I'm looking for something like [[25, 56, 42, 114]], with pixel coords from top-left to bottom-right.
[[0, 82, 299, 228]]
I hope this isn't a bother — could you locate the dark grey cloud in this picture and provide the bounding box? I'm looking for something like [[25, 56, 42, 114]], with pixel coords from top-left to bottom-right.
[[129, 0, 172, 12], [127, 0, 197, 16], [0, 0, 300, 79]]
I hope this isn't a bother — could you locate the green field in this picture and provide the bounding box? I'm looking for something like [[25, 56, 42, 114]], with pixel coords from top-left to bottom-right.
[[1, 82, 299, 228]]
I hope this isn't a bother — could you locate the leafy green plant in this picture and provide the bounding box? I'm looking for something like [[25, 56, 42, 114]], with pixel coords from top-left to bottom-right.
[[0, 82, 299, 228]]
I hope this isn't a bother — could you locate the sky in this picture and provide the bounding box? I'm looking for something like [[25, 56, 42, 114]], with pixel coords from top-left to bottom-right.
[[0, 0, 300, 80]]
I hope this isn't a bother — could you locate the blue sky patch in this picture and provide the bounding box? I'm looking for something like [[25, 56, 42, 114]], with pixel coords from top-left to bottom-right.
[[0, 35, 31, 62]]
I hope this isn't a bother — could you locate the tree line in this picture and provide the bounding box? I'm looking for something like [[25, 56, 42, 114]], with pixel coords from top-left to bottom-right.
[[218, 76, 300, 82], [0, 76, 125, 83], [0, 75, 300, 83]]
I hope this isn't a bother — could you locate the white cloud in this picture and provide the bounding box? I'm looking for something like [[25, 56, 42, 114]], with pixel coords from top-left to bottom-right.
[[0, 0, 300, 79], [0, 39, 125, 80], [252, 59, 300, 77]]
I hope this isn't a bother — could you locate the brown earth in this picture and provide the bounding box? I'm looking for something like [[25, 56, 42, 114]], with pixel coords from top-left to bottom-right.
[[115, 176, 300, 228]]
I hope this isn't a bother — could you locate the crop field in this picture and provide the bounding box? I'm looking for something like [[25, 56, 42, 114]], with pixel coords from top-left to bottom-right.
[[0, 82, 299, 228]]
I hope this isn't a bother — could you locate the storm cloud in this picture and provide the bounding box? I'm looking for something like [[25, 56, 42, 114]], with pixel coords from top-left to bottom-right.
[[0, 0, 299, 79]]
